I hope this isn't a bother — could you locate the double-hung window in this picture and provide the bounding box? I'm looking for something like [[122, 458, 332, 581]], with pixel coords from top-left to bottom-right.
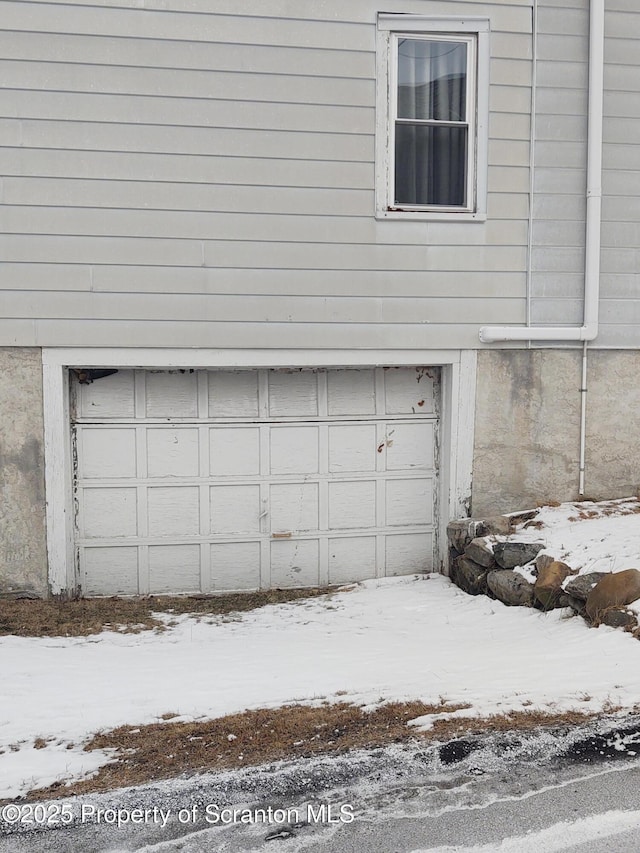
[[376, 15, 489, 220]]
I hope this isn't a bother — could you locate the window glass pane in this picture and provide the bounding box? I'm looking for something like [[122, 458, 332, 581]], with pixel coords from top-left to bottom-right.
[[397, 39, 467, 122], [395, 124, 467, 207]]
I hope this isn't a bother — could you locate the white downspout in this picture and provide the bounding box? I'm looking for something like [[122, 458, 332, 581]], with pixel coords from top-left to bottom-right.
[[479, 0, 604, 344]]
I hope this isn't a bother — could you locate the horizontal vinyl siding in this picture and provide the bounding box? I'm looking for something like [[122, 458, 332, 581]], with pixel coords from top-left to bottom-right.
[[1, 0, 532, 349], [0, 292, 524, 324], [3, 265, 528, 297], [530, 0, 640, 347], [0, 319, 493, 350], [530, 0, 588, 328], [0, 206, 529, 246], [599, 3, 640, 346]]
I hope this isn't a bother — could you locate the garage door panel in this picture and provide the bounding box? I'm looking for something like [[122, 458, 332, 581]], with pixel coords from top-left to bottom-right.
[[211, 484, 261, 534], [147, 428, 200, 478], [211, 542, 261, 591], [385, 422, 434, 470], [271, 539, 319, 588], [80, 428, 137, 479], [145, 371, 198, 418], [328, 424, 377, 473], [270, 483, 319, 532], [147, 486, 200, 536], [270, 426, 319, 475], [384, 367, 436, 415], [78, 370, 135, 419], [209, 371, 259, 418], [269, 371, 318, 417], [82, 487, 137, 538], [328, 480, 376, 529], [386, 533, 433, 575], [82, 546, 139, 596], [327, 369, 376, 416], [386, 479, 434, 527], [210, 427, 261, 476], [329, 537, 378, 584], [149, 544, 200, 594]]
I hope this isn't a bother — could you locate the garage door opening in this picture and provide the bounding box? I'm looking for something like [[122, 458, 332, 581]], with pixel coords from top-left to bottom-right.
[[71, 367, 440, 595]]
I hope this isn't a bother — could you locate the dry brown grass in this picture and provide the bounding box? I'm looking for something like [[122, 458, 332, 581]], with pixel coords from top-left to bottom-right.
[[20, 702, 609, 803], [567, 497, 640, 524], [22, 700, 467, 801], [0, 588, 333, 638]]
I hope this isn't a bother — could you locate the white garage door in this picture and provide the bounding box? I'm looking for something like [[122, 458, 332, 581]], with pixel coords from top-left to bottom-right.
[[72, 367, 439, 595]]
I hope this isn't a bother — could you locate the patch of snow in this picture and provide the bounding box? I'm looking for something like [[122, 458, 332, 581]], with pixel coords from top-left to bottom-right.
[[0, 742, 112, 800], [483, 497, 640, 576]]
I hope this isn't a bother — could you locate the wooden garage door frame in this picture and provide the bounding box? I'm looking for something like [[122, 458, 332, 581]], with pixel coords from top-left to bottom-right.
[[42, 348, 477, 595]]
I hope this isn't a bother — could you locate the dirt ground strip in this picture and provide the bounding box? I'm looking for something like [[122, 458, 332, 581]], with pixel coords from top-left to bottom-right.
[[0, 588, 334, 637]]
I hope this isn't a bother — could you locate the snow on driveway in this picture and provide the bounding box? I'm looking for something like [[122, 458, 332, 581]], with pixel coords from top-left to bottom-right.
[[4, 561, 640, 800]]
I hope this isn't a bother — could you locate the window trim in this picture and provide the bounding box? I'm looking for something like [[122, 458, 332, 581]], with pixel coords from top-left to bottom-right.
[[376, 14, 490, 221]]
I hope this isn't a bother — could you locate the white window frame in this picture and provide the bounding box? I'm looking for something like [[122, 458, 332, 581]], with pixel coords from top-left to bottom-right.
[[376, 14, 490, 221]]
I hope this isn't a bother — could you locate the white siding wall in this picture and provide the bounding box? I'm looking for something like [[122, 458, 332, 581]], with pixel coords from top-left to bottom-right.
[[0, 0, 532, 350]]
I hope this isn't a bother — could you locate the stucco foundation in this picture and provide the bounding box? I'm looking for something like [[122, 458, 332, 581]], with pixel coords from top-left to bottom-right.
[[472, 350, 583, 516], [584, 351, 640, 500], [472, 349, 640, 516], [0, 348, 47, 595]]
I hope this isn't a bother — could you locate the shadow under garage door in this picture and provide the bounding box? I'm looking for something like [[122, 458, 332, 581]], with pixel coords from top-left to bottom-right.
[[71, 367, 439, 595]]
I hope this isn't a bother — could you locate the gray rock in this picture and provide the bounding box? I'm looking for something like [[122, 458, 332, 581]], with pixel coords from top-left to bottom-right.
[[493, 541, 544, 569], [448, 516, 514, 554], [599, 609, 638, 630], [482, 516, 514, 536], [451, 556, 488, 596], [487, 570, 535, 607], [447, 520, 486, 554], [464, 538, 496, 568], [564, 595, 587, 616], [564, 572, 609, 602]]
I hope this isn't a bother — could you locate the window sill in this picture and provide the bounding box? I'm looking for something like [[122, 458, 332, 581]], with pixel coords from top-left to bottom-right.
[[375, 209, 487, 223]]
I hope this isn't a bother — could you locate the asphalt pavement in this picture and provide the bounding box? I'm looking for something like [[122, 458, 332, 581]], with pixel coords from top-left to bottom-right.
[[3, 715, 640, 852]]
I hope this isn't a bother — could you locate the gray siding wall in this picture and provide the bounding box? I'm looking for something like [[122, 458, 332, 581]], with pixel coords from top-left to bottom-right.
[[531, 0, 640, 348], [599, 0, 640, 346], [1, 0, 532, 350], [530, 0, 588, 328]]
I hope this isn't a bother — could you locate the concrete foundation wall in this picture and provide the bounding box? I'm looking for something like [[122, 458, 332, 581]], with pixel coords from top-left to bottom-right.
[[584, 352, 640, 500], [0, 348, 48, 596], [472, 350, 583, 516], [472, 349, 640, 516]]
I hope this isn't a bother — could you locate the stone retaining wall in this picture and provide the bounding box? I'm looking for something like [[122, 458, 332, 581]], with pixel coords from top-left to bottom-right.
[[447, 515, 640, 635]]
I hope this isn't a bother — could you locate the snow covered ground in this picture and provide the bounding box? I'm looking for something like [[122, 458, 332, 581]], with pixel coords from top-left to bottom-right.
[[4, 498, 640, 803]]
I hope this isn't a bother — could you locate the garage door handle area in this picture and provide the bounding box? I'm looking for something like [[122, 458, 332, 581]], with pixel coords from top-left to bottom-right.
[[272, 532, 293, 539]]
